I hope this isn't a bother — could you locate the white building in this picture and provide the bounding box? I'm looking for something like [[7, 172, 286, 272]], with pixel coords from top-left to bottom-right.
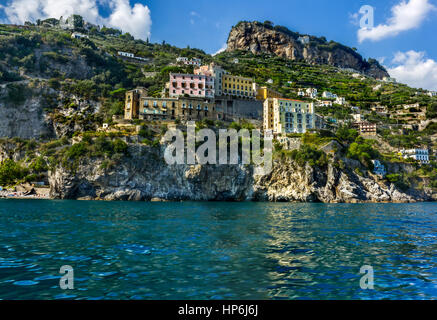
[[322, 91, 338, 99], [176, 57, 188, 63], [402, 149, 430, 164], [71, 32, 89, 39], [118, 51, 134, 58], [383, 77, 397, 83], [306, 88, 318, 99], [177, 57, 201, 66], [428, 91, 437, 97], [335, 97, 346, 105], [352, 114, 362, 122], [318, 100, 333, 107]]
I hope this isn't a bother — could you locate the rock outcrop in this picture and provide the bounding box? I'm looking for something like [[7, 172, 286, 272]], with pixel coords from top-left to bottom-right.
[[49, 144, 431, 203], [0, 82, 100, 139], [226, 21, 389, 79]]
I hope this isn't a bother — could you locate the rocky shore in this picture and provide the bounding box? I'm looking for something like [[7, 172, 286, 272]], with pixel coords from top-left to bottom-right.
[[0, 189, 51, 200], [48, 145, 435, 203]]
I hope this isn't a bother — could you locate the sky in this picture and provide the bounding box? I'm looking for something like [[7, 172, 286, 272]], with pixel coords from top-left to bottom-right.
[[0, 0, 437, 90]]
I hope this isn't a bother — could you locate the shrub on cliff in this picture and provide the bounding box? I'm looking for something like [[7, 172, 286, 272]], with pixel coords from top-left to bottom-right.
[[0, 159, 28, 186], [290, 144, 328, 167], [336, 126, 359, 144], [347, 138, 379, 169]]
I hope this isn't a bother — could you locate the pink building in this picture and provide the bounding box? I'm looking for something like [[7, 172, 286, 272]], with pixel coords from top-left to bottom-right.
[[169, 73, 215, 99]]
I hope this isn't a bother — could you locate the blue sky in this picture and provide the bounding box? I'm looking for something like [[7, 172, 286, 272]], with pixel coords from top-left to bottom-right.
[[145, 0, 436, 59], [1, 0, 437, 89]]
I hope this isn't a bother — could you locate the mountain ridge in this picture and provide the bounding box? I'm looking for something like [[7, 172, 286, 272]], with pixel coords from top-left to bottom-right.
[[226, 21, 389, 79]]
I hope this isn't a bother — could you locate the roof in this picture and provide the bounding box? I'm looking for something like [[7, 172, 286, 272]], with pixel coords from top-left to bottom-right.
[[275, 98, 306, 103]]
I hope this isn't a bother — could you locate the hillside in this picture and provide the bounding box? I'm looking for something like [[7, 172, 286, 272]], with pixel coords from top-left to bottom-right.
[[226, 21, 389, 79], [0, 18, 436, 201]]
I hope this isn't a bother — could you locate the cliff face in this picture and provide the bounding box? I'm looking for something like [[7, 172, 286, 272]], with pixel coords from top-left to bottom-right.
[[48, 145, 432, 203], [226, 21, 389, 79], [0, 82, 100, 139], [0, 83, 53, 139]]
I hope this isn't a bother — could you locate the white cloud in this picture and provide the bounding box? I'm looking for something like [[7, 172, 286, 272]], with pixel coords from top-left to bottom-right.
[[386, 50, 437, 90], [189, 11, 200, 25], [212, 43, 227, 56], [0, 0, 152, 40], [377, 57, 386, 64], [357, 0, 435, 42]]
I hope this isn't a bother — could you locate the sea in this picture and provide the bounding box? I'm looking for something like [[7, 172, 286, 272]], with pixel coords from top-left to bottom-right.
[[0, 200, 436, 300]]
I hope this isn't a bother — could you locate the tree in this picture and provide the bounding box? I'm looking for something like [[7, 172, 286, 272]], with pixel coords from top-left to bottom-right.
[[72, 15, 84, 30], [0, 159, 27, 186], [263, 21, 274, 28]]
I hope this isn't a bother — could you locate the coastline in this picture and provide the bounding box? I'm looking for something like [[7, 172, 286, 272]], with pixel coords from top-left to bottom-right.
[[0, 190, 51, 200], [0, 193, 434, 203]]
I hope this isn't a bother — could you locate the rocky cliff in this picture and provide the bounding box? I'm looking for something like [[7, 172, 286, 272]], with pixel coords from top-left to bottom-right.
[[0, 81, 101, 139], [49, 144, 432, 203], [226, 21, 389, 79]]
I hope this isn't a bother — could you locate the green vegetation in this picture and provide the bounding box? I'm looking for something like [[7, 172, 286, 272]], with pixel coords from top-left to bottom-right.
[[58, 135, 129, 172], [289, 144, 328, 167], [0, 159, 28, 186], [347, 137, 379, 169]]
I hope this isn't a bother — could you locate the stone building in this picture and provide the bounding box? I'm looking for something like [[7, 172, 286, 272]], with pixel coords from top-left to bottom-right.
[[124, 88, 216, 122]]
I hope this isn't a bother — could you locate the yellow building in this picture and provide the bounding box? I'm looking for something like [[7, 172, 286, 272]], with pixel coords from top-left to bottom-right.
[[222, 75, 255, 99], [264, 98, 318, 134], [256, 86, 283, 101], [124, 88, 216, 122], [124, 87, 147, 120]]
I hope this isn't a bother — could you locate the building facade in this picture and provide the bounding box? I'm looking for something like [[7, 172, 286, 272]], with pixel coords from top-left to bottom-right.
[[264, 98, 317, 134], [118, 51, 134, 58], [335, 97, 346, 105], [222, 75, 256, 100], [176, 57, 201, 66], [124, 89, 216, 122], [402, 149, 430, 164], [139, 97, 216, 121], [194, 63, 227, 97], [124, 87, 147, 120], [256, 86, 283, 101], [322, 91, 338, 99], [352, 122, 377, 136], [372, 160, 387, 177], [169, 73, 215, 99]]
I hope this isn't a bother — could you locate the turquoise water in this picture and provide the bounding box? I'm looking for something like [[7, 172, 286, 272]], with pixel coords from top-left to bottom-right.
[[0, 199, 436, 300]]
